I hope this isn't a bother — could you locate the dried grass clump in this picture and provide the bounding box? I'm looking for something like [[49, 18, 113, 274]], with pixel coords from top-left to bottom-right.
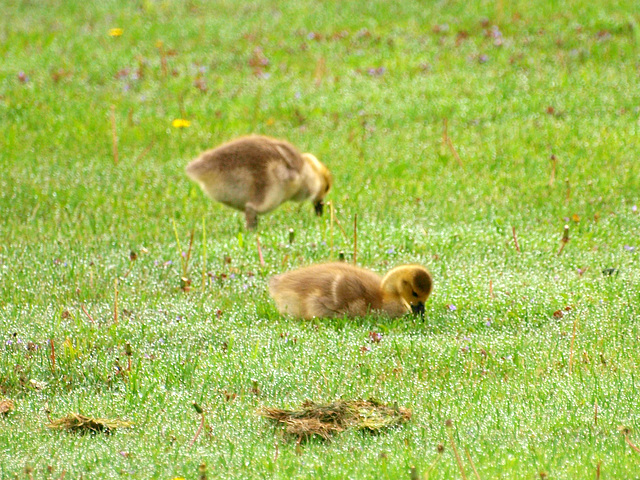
[[259, 399, 411, 441], [0, 399, 15, 415], [47, 414, 132, 434]]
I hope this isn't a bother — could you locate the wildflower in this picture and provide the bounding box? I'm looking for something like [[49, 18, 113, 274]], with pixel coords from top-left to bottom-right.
[[172, 119, 191, 128], [367, 67, 386, 76], [109, 28, 123, 37], [369, 331, 383, 343], [446, 304, 457, 311], [624, 245, 635, 252]]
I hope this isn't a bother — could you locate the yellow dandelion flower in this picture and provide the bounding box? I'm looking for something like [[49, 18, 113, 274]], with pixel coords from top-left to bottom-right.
[[155, 40, 164, 49], [109, 28, 124, 37], [170, 477, 186, 480], [172, 119, 191, 128], [266, 117, 275, 126]]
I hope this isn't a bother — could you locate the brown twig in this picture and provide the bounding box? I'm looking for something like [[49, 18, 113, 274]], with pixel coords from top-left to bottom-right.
[[125, 342, 132, 372], [621, 429, 640, 454], [134, 140, 155, 163], [410, 466, 419, 480], [353, 213, 358, 265], [511, 226, 521, 252], [178, 94, 186, 119], [189, 403, 205, 450], [565, 178, 571, 204], [57, 471, 67, 480], [489, 280, 495, 300], [159, 44, 168, 77], [568, 312, 579, 375], [465, 448, 481, 480], [424, 444, 445, 480], [314, 57, 326, 87], [182, 229, 195, 279], [627, 437, 640, 454], [49, 338, 56, 374], [329, 201, 335, 258], [113, 277, 119, 325], [557, 224, 569, 256], [443, 118, 463, 167], [123, 251, 138, 278], [359, 116, 367, 162], [447, 137, 463, 167], [446, 420, 468, 480], [549, 154, 557, 186], [110, 105, 119, 165], [596, 461, 601, 480], [171, 219, 184, 271], [80, 304, 95, 325], [202, 217, 207, 292], [442, 118, 449, 147], [256, 234, 265, 267], [331, 205, 349, 243]]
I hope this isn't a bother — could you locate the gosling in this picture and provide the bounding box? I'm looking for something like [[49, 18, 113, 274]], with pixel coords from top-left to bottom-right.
[[186, 135, 332, 229], [269, 263, 433, 320]]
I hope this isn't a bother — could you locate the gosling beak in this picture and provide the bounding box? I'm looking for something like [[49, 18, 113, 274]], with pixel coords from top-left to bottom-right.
[[411, 302, 425, 318], [314, 200, 324, 216]]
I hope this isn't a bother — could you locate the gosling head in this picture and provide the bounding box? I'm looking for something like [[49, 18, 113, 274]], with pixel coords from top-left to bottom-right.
[[382, 265, 433, 318], [301, 153, 332, 216]]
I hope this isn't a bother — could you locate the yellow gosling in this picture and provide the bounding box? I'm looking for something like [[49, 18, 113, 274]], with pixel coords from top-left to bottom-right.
[[269, 263, 432, 319]]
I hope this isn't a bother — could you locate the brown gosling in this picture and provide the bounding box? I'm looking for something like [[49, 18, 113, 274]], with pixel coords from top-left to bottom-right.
[[186, 135, 332, 229], [269, 263, 433, 320]]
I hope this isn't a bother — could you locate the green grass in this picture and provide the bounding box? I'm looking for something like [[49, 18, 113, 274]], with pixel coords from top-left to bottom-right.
[[2, 0, 640, 478]]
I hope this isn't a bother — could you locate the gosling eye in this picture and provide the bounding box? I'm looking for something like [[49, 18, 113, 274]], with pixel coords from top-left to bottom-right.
[[412, 291, 418, 298]]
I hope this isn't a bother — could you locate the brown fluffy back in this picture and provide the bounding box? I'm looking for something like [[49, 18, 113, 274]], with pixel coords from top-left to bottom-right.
[[186, 135, 304, 179]]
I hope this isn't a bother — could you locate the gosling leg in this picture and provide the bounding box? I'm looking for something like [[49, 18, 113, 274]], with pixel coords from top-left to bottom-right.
[[245, 205, 258, 230]]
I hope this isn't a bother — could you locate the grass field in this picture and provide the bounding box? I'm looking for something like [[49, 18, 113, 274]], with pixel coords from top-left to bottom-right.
[[2, 0, 640, 478]]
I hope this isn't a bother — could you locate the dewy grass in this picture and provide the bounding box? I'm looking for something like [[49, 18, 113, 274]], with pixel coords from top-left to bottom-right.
[[1, 0, 640, 478]]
